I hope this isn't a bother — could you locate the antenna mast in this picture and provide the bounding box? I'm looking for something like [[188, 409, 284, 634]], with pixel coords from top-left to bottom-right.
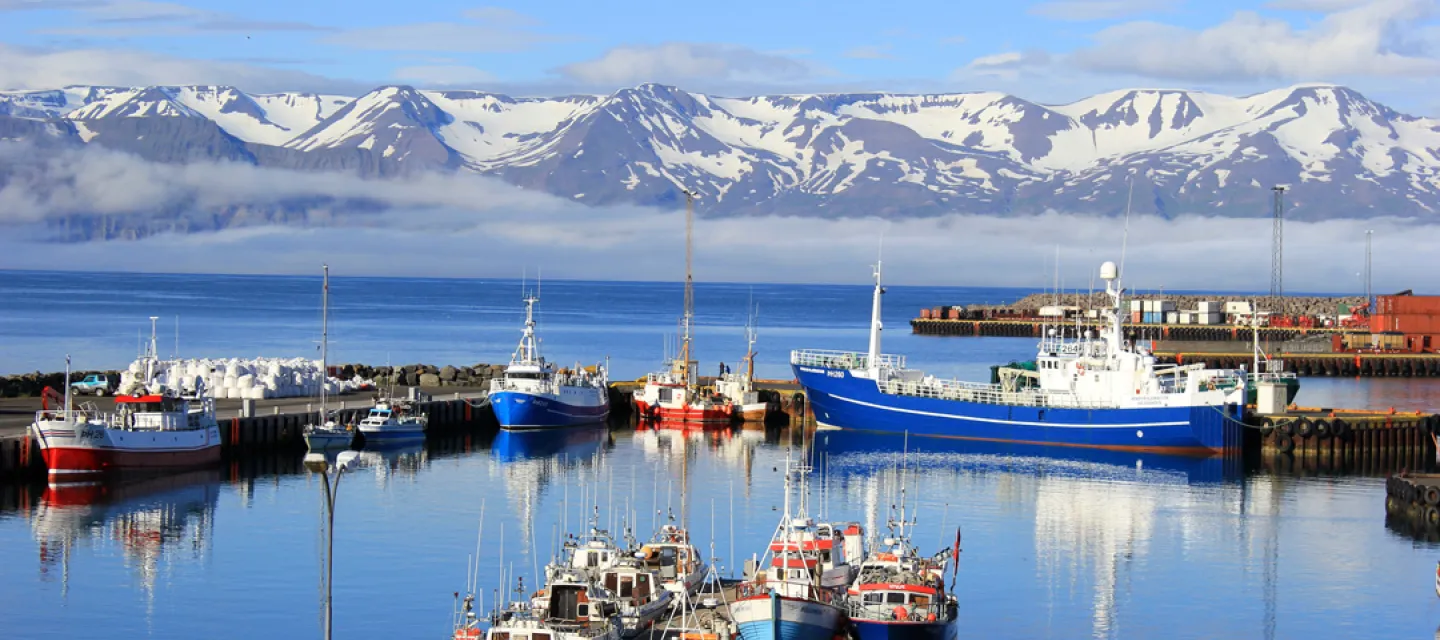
[[1270, 186, 1285, 318], [321, 264, 329, 418], [680, 189, 696, 387]]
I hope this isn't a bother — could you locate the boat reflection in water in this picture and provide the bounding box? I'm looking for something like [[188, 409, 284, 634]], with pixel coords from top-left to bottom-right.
[[813, 429, 1248, 640], [351, 443, 429, 487], [31, 469, 221, 599], [491, 425, 609, 463]]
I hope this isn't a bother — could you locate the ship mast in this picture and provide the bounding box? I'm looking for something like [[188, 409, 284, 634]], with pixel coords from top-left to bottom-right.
[[320, 264, 329, 420], [680, 190, 695, 387], [513, 294, 541, 365], [145, 316, 159, 387], [866, 259, 884, 375]]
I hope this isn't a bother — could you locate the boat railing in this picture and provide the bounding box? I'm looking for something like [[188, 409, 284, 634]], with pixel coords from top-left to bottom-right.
[[877, 378, 1114, 409], [791, 349, 906, 371], [846, 600, 939, 622], [32, 407, 104, 425]]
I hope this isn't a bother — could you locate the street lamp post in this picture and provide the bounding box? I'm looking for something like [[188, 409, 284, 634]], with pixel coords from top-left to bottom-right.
[[305, 450, 359, 640]]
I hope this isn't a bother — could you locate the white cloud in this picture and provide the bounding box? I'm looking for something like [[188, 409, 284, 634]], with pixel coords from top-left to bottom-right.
[[961, 50, 1054, 79], [0, 43, 363, 93], [1072, 0, 1440, 81], [24, 0, 331, 35], [1030, 0, 1180, 21], [1, 143, 1433, 293], [460, 6, 539, 26], [557, 42, 814, 86], [392, 64, 495, 85], [322, 9, 559, 53], [1263, 0, 1369, 11], [844, 45, 896, 60]]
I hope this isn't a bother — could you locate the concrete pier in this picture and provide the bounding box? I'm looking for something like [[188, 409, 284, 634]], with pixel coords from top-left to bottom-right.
[[0, 387, 495, 480]]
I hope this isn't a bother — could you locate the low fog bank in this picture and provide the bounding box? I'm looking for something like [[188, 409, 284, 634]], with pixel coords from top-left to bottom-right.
[[0, 141, 1432, 291], [0, 211, 1429, 292]]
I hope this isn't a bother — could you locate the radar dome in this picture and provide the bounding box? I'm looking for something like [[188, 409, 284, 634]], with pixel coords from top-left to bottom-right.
[[1100, 261, 1118, 281]]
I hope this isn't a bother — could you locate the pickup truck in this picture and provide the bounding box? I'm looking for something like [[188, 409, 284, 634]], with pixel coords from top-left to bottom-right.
[[70, 373, 117, 396]]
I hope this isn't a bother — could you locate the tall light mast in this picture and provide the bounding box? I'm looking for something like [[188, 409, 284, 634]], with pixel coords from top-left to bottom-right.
[[680, 189, 696, 386]]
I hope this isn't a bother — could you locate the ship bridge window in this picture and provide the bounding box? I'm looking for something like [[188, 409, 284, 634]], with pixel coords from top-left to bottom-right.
[[533, 634, 551, 640], [910, 594, 930, 605], [510, 372, 543, 379], [490, 633, 510, 640], [886, 593, 905, 604], [863, 593, 884, 605]]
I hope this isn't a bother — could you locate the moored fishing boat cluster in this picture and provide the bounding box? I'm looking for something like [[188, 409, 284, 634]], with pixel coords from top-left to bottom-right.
[[451, 448, 961, 640]]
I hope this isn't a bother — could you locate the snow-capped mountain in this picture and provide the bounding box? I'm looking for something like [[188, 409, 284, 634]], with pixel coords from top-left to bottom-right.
[[2, 82, 1438, 227]]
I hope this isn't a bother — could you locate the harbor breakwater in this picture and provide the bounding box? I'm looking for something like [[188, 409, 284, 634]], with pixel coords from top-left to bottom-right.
[[0, 362, 506, 398], [0, 392, 496, 481]]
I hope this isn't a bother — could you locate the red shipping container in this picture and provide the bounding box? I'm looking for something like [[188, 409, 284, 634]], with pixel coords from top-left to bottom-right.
[[946, 308, 960, 320], [1378, 295, 1440, 316], [1384, 314, 1440, 334]]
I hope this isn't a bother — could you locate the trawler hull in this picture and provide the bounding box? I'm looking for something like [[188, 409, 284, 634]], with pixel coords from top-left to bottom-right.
[[33, 421, 222, 478], [491, 390, 609, 430], [732, 594, 844, 640], [851, 620, 957, 640], [794, 366, 1242, 455]]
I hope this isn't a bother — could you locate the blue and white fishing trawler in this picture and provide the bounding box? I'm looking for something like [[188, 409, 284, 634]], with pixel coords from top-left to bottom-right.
[[791, 260, 1249, 454], [732, 454, 849, 640], [490, 294, 609, 430]]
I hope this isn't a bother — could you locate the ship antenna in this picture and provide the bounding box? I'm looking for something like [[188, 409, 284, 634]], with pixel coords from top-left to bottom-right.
[[867, 237, 885, 376], [320, 265, 329, 421], [1118, 175, 1134, 294]]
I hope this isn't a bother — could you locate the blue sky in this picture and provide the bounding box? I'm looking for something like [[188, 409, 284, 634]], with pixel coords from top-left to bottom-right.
[[0, 0, 1437, 110]]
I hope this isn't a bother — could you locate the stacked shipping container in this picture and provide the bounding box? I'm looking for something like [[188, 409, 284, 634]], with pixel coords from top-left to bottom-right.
[[1370, 294, 1440, 353]]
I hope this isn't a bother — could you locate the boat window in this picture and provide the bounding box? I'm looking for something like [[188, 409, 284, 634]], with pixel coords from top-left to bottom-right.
[[587, 552, 599, 567], [577, 604, 589, 618], [886, 593, 905, 604], [490, 633, 510, 640], [604, 574, 618, 591], [620, 577, 633, 598], [863, 593, 884, 604], [910, 595, 930, 605], [533, 634, 551, 640]]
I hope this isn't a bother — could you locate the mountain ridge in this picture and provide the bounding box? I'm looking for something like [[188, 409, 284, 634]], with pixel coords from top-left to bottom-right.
[[1, 81, 1437, 237]]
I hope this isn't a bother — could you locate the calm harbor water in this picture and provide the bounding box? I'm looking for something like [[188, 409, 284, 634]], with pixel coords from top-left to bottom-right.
[[1, 270, 1439, 638]]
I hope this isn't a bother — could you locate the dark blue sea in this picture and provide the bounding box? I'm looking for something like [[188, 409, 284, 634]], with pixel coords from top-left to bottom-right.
[[1, 270, 1438, 639]]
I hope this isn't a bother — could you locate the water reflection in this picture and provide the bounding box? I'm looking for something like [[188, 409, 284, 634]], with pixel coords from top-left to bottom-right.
[[353, 443, 429, 488], [492, 426, 611, 549], [30, 470, 220, 603], [814, 430, 1251, 640]]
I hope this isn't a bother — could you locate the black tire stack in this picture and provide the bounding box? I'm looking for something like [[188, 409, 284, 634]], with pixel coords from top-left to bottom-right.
[[1386, 475, 1440, 530]]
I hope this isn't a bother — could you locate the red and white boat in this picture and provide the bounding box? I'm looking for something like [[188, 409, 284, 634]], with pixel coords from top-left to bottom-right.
[[633, 367, 732, 425], [716, 314, 769, 423], [30, 320, 222, 481], [633, 191, 732, 426]]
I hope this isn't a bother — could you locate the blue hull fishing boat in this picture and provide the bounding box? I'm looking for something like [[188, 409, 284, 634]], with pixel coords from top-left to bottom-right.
[[732, 455, 848, 640], [490, 291, 609, 430], [356, 399, 427, 445], [792, 260, 1249, 455]]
